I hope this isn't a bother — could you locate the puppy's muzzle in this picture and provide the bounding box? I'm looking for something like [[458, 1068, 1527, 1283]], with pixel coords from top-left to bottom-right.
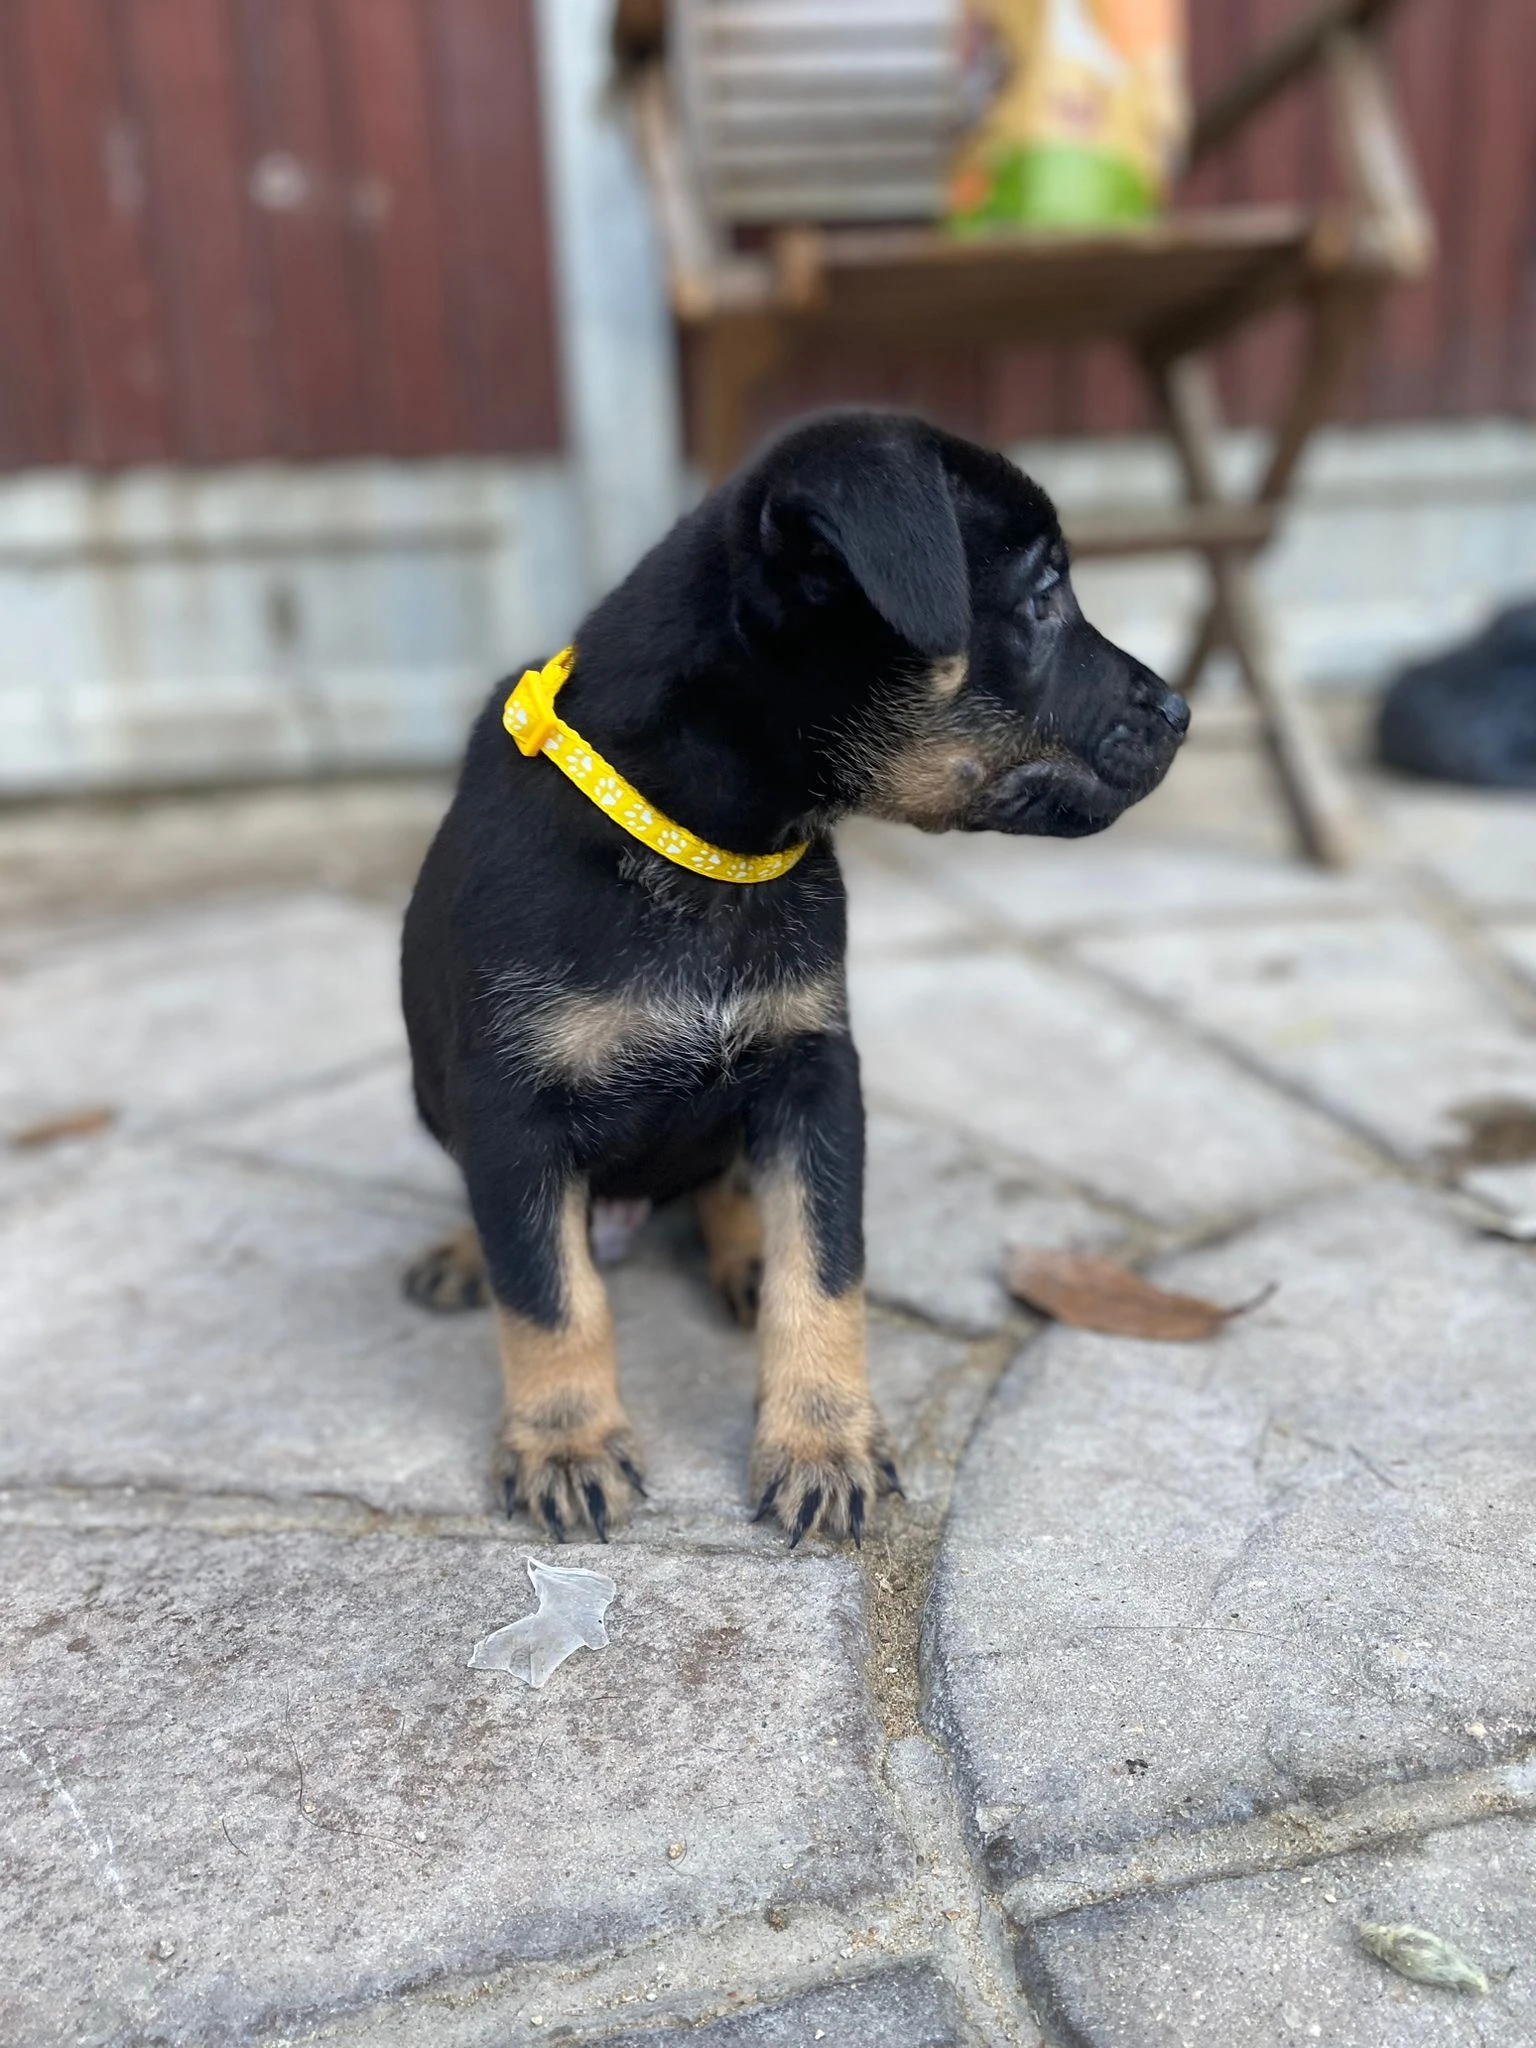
[[963, 686, 1189, 839]]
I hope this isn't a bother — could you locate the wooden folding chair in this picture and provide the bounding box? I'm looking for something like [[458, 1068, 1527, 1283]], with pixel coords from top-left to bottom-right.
[[614, 0, 1433, 865]]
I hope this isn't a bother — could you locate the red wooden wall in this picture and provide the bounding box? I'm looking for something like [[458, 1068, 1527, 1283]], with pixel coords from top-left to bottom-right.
[[0, 0, 1531, 473], [0, 0, 561, 469]]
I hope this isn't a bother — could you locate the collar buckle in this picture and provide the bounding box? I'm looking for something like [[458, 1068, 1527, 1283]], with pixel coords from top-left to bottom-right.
[[503, 648, 574, 756]]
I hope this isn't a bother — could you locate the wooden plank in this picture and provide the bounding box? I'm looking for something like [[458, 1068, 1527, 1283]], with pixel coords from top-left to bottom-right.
[[1324, 29, 1433, 276], [1188, 0, 1404, 167], [1445, 0, 1535, 414], [428, 0, 562, 454], [986, 347, 1063, 444], [122, 0, 271, 461], [798, 229, 1312, 355], [330, 0, 462, 453], [1069, 343, 1151, 438], [1361, 0, 1464, 420], [1223, 0, 1310, 426], [0, 9, 71, 465], [232, 0, 370, 458], [1066, 500, 1278, 555], [1154, 356, 1357, 868], [16, 0, 174, 464]]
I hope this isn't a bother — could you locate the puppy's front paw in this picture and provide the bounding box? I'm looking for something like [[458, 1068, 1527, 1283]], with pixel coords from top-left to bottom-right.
[[749, 1399, 902, 1548], [496, 1409, 646, 1544], [404, 1227, 487, 1313]]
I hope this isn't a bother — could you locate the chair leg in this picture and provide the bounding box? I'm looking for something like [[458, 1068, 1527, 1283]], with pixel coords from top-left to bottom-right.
[[1207, 551, 1357, 868], [1174, 594, 1226, 696], [694, 315, 787, 484], [1149, 354, 1357, 868]]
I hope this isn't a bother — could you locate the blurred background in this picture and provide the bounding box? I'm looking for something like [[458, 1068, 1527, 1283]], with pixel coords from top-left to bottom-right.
[[0, 0, 1530, 799]]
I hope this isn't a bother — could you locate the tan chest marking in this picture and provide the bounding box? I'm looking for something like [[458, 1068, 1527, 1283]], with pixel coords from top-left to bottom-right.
[[496, 969, 844, 1087]]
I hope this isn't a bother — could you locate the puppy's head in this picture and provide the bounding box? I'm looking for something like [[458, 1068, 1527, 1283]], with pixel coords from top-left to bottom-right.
[[726, 411, 1188, 837]]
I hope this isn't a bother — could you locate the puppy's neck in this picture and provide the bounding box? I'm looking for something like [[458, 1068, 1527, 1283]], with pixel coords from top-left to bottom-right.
[[558, 582, 836, 858]]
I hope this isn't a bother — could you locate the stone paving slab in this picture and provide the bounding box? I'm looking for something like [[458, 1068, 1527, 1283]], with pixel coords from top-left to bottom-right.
[[926, 1181, 1536, 1888], [839, 825, 990, 963], [0, 782, 444, 934], [1021, 1815, 1536, 2047], [865, 1113, 1130, 1337], [206, 1060, 462, 1203], [0, 1527, 908, 2048], [850, 948, 1369, 1228], [1380, 786, 1536, 912], [1488, 921, 1536, 991], [857, 821, 1382, 938], [0, 1147, 496, 1515], [573, 1964, 980, 2045], [1078, 913, 1536, 1160], [0, 1145, 972, 1523], [0, 895, 404, 1146]]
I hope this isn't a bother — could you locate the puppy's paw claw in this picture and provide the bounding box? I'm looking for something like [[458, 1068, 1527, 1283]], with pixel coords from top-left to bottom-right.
[[748, 1404, 900, 1547], [497, 1425, 645, 1543]]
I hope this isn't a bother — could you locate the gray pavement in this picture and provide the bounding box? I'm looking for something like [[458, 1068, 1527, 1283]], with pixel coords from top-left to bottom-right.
[[3, 737, 1536, 2044]]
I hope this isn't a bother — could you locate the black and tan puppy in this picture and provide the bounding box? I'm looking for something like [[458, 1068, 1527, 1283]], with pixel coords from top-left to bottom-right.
[[401, 411, 1187, 1546]]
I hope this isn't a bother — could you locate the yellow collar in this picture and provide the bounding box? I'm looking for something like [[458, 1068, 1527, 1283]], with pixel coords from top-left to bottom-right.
[[503, 648, 810, 885]]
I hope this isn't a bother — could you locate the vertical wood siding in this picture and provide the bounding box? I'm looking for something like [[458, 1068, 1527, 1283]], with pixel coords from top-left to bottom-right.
[[0, 0, 561, 469], [0, 0, 1530, 471]]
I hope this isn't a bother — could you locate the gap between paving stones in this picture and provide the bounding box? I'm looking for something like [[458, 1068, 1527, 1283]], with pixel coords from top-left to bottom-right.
[[862, 819, 1536, 1182], [1001, 1749, 1536, 1942], [1396, 864, 1536, 1035], [294, 1736, 1043, 2048]]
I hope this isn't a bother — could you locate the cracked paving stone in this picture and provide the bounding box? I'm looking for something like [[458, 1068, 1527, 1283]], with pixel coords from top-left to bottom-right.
[[1020, 1814, 1536, 2047], [1079, 912, 1536, 1160], [849, 948, 1367, 1228], [926, 1181, 1536, 1889], [570, 1963, 980, 2045], [0, 1148, 970, 1522], [0, 1528, 910, 2048]]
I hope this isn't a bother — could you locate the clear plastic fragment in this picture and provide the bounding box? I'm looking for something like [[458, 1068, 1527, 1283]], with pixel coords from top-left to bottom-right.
[[469, 1558, 617, 1689]]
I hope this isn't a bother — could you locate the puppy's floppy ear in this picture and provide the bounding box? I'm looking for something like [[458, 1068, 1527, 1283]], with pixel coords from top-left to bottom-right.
[[760, 436, 970, 657]]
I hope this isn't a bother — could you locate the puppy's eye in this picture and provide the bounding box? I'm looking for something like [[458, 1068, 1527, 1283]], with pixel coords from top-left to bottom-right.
[[1028, 568, 1061, 622]]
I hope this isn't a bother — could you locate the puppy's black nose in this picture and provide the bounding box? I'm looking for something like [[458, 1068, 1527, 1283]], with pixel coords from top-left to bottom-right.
[[1158, 691, 1191, 735]]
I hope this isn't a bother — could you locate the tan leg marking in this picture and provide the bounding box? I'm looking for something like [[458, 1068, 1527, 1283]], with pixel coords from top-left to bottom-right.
[[693, 1159, 765, 1326], [748, 1172, 899, 1545], [494, 1187, 643, 1540], [404, 1224, 488, 1313]]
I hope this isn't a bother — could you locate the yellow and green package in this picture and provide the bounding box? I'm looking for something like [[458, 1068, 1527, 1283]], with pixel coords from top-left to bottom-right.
[[949, 0, 1187, 231]]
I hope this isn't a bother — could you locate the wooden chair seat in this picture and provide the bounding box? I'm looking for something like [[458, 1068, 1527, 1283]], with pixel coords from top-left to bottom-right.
[[728, 207, 1320, 351]]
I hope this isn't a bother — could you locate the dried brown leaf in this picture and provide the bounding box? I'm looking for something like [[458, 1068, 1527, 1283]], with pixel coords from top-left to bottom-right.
[[1004, 1248, 1273, 1342], [9, 1105, 118, 1151]]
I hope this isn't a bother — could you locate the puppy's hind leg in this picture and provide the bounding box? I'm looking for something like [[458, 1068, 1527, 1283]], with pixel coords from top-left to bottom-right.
[[693, 1159, 764, 1327], [404, 1224, 488, 1313]]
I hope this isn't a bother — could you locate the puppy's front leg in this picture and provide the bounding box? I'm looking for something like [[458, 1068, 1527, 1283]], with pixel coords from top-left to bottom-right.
[[747, 1036, 900, 1546], [464, 1135, 643, 1542]]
